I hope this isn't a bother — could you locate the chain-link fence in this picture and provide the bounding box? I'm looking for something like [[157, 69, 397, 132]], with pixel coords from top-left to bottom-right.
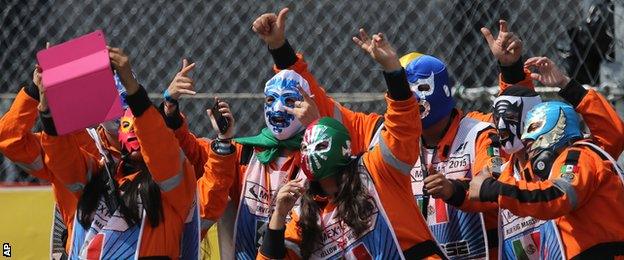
[[2, 0, 623, 182]]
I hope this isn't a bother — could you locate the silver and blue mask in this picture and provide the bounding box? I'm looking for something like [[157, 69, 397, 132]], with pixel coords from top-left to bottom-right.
[[521, 101, 583, 157], [263, 70, 311, 140]]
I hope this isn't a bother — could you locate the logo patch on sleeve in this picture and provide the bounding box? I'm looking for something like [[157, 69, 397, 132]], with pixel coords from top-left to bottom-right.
[[487, 147, 500, 157], [560, 165, 578, 182]]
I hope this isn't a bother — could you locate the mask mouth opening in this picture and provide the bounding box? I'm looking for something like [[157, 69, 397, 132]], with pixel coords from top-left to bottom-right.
[[268, 111, 293, 128], [121, 135, 140, 153], [499, 129, 512, 142], [270, 115, 287, 125], [522, 139, 539, 158]]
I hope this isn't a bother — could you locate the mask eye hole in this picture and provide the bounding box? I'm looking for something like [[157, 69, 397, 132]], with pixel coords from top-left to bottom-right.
[[315, 141, 329, 151], [417, 84, 431, 92], [504, 113, 519, 122], [265, 96, 275, 105], [527, 122, 542, 133], [285, 98, 296, 107], [498, 129, 510, 140]]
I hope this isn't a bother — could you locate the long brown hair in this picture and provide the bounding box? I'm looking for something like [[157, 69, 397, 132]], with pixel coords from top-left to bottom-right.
[[298, 158, 374, 259]]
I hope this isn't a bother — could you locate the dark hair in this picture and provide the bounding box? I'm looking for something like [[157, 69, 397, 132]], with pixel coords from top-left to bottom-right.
[[76, 161, 164, 229], [118, 163, 164, 228], [77, 167, 112, 229], [298, 158, 374, 259]]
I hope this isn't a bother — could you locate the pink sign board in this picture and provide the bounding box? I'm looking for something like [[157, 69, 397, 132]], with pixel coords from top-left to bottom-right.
[[36, 30, 123, 135]]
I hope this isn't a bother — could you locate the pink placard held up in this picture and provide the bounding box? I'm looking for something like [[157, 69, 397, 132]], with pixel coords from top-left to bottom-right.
[[36, 30, 123, 135]]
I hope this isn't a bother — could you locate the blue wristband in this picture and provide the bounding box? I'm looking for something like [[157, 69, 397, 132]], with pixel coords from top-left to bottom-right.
[[163, 89, 177, 104]]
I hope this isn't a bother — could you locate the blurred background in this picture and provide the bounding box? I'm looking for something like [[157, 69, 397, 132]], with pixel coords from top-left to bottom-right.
[[1, 0, 623, 181]]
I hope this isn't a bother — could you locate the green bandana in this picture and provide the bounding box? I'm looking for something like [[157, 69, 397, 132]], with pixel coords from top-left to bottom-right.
[[301, 117, 352, 180], [234, 128, 303, 164]]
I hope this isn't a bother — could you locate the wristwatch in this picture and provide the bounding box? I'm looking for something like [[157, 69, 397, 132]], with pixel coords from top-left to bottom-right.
[[211, 138, 235, 155]]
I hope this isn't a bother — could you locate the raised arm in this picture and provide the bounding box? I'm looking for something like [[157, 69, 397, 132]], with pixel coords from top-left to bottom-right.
[[160, 104, 210, 179], [251, 7, 334, 118], [525, 56, 624, 157], [0, 83, 49, 179], [38, 83, 99, 199], [569, 85, 624, 157], [197, 99, 238, 235], [4, 63, 94, 226], [27, 53, 102, 196], [109, 46, 196, 216], [354, 31, 421, 177], [466, 20, 534, 123], [481, 19, 535, 92], [158, 59, 214, 179]]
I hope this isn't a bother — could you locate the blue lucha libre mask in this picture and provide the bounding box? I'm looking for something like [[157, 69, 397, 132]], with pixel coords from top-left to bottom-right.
[[400, 52, 455, 128], [521, 101, 583, 157], [264, 70, 311, 140]]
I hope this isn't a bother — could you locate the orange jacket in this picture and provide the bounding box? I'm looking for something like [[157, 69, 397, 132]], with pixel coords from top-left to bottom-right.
[[574, 89, 624, 157], [0, 88, 98, 254], [0, 89, 49, 180], [483, 143, 624, 258], [446, 77, 624, 259], [40, 101, 197, 258], [258, 95, 438, 259], [170, 118, 237, 236]]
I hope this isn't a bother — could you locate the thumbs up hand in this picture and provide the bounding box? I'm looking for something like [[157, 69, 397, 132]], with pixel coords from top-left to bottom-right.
[[252, 7, 289, 49]]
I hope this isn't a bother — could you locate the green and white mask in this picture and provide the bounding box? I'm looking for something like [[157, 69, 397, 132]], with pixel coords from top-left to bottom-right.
[[301, 117, 352, 180]]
